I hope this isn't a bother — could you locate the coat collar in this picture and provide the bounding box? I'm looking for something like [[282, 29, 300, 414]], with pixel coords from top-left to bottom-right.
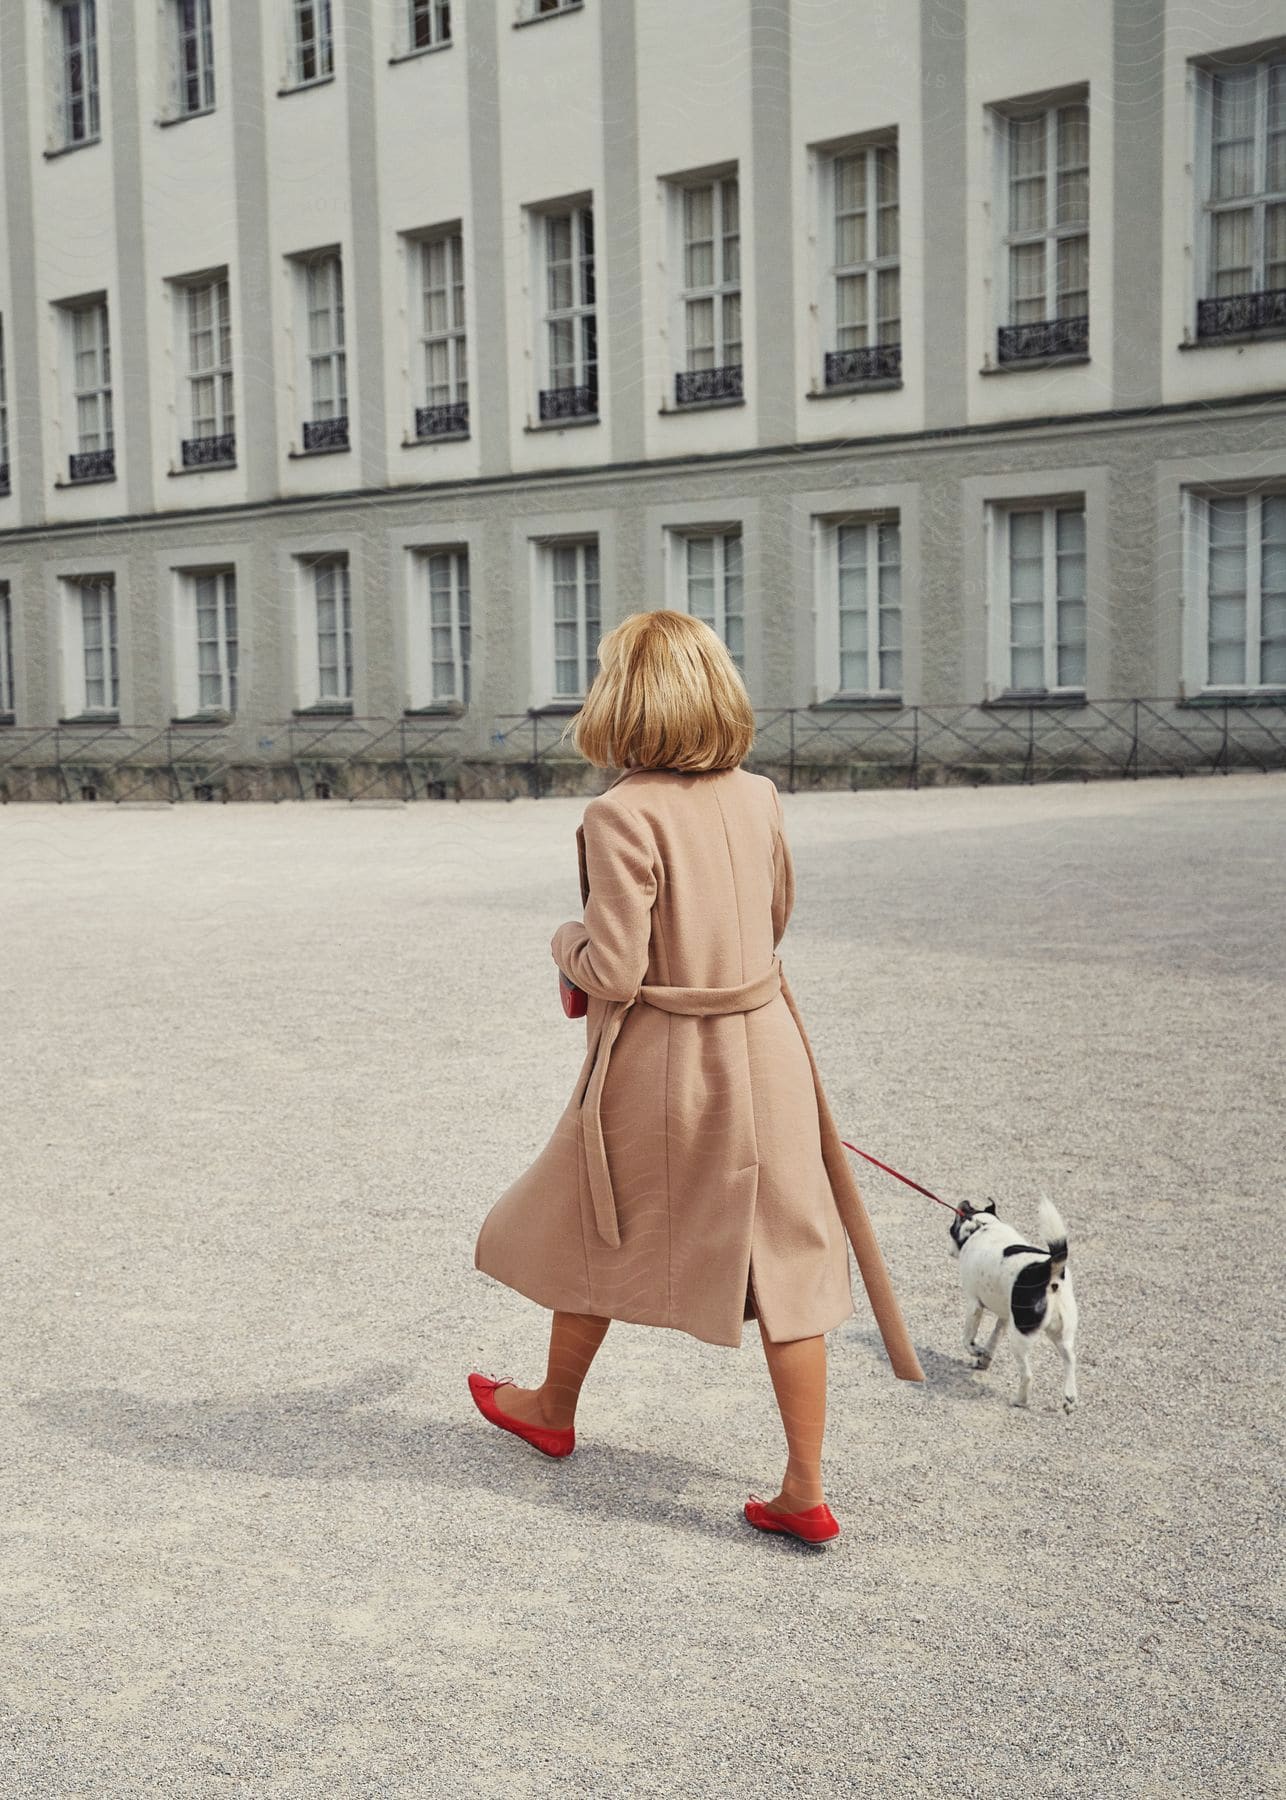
[[603, 764, 724, 790]]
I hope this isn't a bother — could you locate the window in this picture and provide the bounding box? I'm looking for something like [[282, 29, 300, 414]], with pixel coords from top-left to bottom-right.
[[295, 251, 347, 451], [52, 0, 100, 147], [290, 0, 333, 85], [0, 317, 10, 495], [821, 143, 900, 388], [0, 584, 14, 716], [541, 540, 600, 700], [993, 100, 1089, 363], [1185, 491, 1286, 690], [173, 0, 215, 114], [411, 548, 470, 706], [670, 172, 741, 406], [667, 529, 744, 674], [524, 0, 581, 17], [414, 230, 468, 438], [988, 503, 1087, 694], [176, 568, 238, 715], [304, 555, 352, 704], [60, 297, 114, 481], [535, 205, 597, 420], [64, 575, 118, 713], [177, 272, 235, 467], [1195, 56, 1286, 339], [814, 518, 902, 698], [408, 0, 450, 50]]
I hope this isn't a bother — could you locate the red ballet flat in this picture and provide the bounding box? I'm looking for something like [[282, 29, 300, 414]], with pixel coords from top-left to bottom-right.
[[744, 1492, 841, 1545], [468, 1370, 576, 1459]]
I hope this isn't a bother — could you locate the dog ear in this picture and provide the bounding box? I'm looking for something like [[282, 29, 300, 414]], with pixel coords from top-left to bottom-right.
[[983, 1196, 998, 1214]]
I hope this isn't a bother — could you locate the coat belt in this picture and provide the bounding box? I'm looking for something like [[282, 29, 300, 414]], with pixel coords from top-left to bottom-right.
[[579, 954, 784, 1250]]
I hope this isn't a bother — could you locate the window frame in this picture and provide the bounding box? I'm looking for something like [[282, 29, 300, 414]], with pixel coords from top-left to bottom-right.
[[530, 201, 598, 421], [289, 0, 334, 87], [535, 537, 600, 704], [1192, 56, 1286, 328], [516, 0, 583, 21], [0, 583, 14, 716], [811, 514, 904, 702], [406, 0, 451, 52], [301, 553, 353, 706], [174, 269, 235, 466], [407, 544, 471, 708], [989, 95, 1090, 360], [172, 0, 216, 116], [664, 526, 745, 674], [984, 499, 1089, 698], [817, 139, 901, 388], [665, 169, 742, 403], [1182, 487, 1286, 693], [0, 317, 13, 494], [411, 226, 469, 438], [171, 565, 238, 717], [57, 296, 114, 479], [62, 573, 119, 716], [292, 249, 348, 449], [51, 0, 100, 149]]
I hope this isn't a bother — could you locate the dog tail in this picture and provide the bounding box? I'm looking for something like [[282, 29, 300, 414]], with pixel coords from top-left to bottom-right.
[[1037, 1194, 1069, 1279]]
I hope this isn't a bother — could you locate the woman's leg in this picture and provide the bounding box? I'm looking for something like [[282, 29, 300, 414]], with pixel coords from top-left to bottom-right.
[[485, 1310, 610, 1431], [759, 1329, 829, 1511]]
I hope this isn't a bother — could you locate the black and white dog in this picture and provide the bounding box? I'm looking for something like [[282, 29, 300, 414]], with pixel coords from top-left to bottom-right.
[[948, 1196, 1079, 1412]]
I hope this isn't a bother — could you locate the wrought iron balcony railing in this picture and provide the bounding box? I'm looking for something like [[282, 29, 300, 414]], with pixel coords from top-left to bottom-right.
[[824, 345, 902, 387], [996, 316, 1089, 364], [302, 416, 349, 452], [415, 401, 470, 439], [68, 449, 116, 481], [1196, 288, 1286, 341], [675, 364, 743, 406], [538, 382, 598, 421], [181, 433, 236, 468]]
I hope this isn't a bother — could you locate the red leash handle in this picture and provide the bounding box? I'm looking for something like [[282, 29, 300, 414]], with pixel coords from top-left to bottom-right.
[[840, 1141, 966, 1218]]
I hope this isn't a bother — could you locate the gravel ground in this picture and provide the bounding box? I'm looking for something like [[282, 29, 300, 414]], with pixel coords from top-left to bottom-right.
[[1, 772, 1282, 1799]]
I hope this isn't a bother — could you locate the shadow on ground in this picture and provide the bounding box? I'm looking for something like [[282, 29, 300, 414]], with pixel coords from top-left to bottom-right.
[[22, 1363, 772, 1544]]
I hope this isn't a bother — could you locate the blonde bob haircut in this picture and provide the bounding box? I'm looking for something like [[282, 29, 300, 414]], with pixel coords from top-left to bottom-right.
[[561, 610, 756, 773]]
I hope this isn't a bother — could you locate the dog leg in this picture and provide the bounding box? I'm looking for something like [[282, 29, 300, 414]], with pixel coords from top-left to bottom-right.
[[973, 1314, 1005, 1372], [1049, 1315, 1078, 1412], [963, 1302, 985, 1356], [1010, 1328, 1035, 1407]]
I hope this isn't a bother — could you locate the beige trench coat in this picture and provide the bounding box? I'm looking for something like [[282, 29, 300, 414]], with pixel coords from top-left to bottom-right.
[[473, 765, 924, 1377]]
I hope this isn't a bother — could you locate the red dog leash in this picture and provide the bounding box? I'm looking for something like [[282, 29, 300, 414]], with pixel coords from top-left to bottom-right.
[[841, 1141, 966, 1219], [561, 964, 966, 1222]]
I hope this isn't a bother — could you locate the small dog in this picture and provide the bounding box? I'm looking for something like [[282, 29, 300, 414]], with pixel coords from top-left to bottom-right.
[[948, 1195, 1079, 1412]]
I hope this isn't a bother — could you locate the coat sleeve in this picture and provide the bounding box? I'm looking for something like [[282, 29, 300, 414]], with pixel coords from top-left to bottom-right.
[[771, 782, 795, 950], [550, 797, 658, 1003]]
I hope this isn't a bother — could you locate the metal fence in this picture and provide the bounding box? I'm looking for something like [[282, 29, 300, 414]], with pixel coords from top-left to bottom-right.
[[758, 696, 1286, 790], [0, 716, 470, 803], [1, 696, 1283, 801]]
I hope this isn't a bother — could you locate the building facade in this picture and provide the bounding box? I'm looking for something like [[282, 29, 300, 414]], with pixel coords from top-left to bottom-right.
[[0, 0, 1284, 798]]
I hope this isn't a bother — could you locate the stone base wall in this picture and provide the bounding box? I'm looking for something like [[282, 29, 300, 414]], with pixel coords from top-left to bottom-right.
[[2, 712, 1282, 803]]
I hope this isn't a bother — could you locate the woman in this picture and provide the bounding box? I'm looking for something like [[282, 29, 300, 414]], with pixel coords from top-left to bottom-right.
[[471, 611, 923, 1547]]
